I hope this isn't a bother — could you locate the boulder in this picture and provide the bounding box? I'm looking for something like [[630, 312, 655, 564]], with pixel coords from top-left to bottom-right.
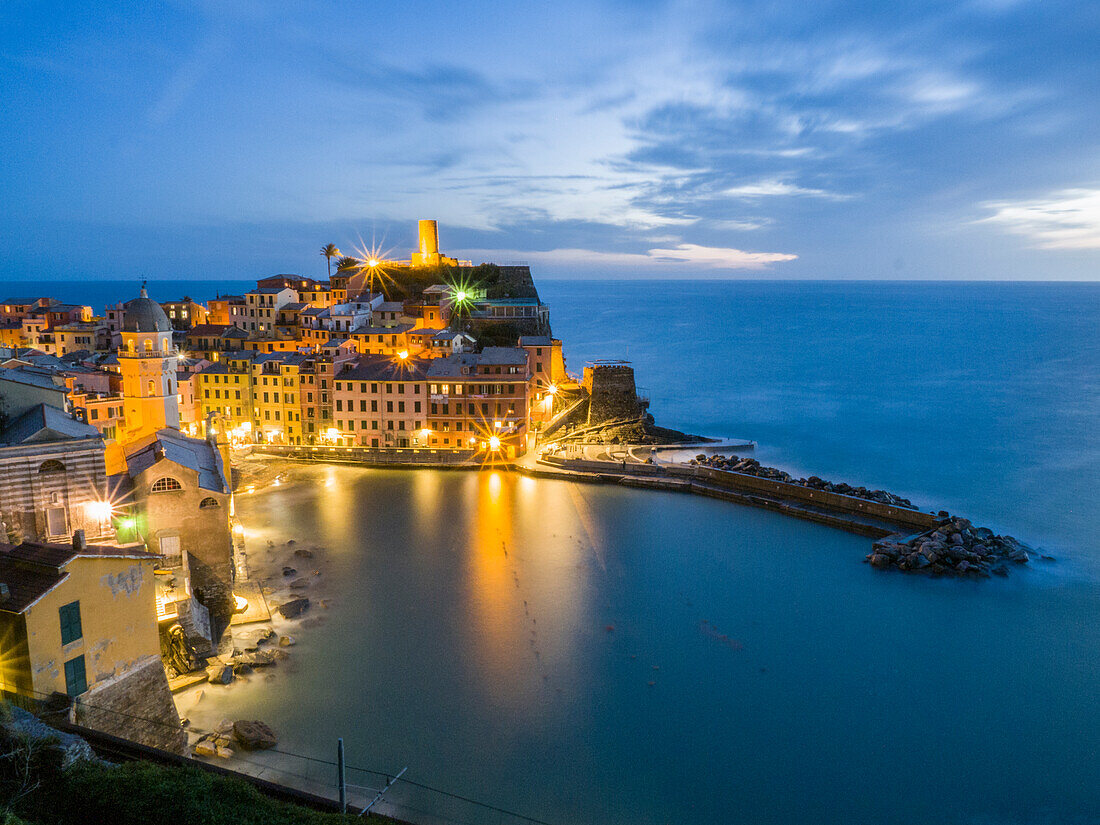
[[235, 650, 277, 668], [278, 597, 310, 619], [293, 547, 314, 559], [279, 635, 296, 647], [205, 662, 234, 685], [232, 720, 278, 751], [282, 566, 297, 577], [193, 741, 217, 757]]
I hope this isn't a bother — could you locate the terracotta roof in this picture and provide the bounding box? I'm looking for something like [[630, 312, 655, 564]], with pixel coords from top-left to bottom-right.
[[0, 540, 159, 614]]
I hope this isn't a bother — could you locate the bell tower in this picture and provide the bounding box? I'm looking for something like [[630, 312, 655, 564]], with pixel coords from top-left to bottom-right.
[[118, 284, 180, 444]]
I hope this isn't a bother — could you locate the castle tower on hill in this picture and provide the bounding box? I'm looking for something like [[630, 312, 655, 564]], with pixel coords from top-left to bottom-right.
[[118, 286, 180, 443], [411, 219, 442, 267]]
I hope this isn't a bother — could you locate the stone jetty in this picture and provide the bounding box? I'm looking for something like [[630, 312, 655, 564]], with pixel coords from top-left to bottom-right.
[[691, 454, 916, 509], [688, 454, 1040, 577], [868, 517, 1038, 577]]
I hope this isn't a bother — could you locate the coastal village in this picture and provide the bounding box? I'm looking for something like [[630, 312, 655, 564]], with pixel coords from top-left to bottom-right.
[[0, 219, 1041, 810], [0, 220, 669, 763]]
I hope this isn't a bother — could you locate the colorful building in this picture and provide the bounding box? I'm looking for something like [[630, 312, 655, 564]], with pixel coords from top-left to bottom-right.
[[332, 355, 431, 446]]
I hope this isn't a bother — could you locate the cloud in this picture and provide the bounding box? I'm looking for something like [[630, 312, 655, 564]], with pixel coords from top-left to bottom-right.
[[456, 243, 797, 271], [978, 188, 1100, 250], [723, 179, 849, 199]]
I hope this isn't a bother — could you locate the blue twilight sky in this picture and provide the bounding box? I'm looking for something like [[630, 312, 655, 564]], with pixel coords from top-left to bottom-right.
[[1, 0, 1099, 281]]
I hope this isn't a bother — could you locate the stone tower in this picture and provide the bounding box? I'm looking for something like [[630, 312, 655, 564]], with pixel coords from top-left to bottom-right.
[[411, 219, 441, 266], [118, 286, 180, 443]]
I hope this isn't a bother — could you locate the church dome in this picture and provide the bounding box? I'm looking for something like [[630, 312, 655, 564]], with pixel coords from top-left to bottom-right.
[[123, 287, 172, 333]]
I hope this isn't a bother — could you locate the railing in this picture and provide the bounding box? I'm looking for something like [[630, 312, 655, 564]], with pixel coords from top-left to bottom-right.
[[251, 444, 483, 466], [118, 349, 177, 359]]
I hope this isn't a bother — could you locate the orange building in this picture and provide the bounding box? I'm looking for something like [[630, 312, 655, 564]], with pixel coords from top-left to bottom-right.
[[332, 355, 431, 447]]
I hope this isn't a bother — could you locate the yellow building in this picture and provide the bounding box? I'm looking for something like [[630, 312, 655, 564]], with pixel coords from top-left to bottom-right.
[[52, 322, 105, 356], [117, 288, 180, 444], [195, 360, 254, 440], [250, 353, 305, 444], [0, 536, 159, 700], [0, 533, 187, 752]]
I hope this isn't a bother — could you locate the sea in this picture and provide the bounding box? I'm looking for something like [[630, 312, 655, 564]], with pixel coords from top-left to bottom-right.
[[6, 278, 1099, 825]]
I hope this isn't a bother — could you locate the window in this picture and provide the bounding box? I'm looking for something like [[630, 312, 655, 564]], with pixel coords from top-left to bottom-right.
[[64, 655, 87, 697], [39, 459, 65, 474], [151, 477, 182, 492], [59, 601, 82, 645], [199, 497, 220, 509]]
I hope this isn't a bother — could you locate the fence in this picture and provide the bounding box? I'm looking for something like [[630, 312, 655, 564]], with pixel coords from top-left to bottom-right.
[[252, 444, 482, 467], [3, 685, 559, 825]]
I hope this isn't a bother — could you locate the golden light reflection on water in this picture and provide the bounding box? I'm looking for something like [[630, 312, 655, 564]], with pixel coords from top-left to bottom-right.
[[464, 472, 590, 708]]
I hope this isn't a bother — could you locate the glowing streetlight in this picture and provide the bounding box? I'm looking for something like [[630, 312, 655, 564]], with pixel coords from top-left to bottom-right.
[[488, 435, 501, 450], [455, 290, 467, 302], [326, 427, 340, 442], [368, 258, 379, 268], [547, 384, 557, 395], [85, 500, 113, 522], [397, 350, 409, 360], [119, 517, 136, 530], [420, 428, 432, 440]]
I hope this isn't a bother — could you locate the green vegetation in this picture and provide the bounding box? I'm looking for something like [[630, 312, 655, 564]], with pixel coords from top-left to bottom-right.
[[335, 261, 539, 303], [18, 761, 366, 825], [320, 244, 340, 279], [0, 705, 387, 825]]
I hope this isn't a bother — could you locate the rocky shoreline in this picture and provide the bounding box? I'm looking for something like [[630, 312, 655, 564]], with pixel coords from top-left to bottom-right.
[[177, 505, 335, 761], [687, 453, 1048, 578], [867, 517, 1049, 577], [691, 454, 917, 509]]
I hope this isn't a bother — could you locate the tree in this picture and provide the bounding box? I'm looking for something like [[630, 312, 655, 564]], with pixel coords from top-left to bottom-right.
[[320, 244, 340, 279], [335, 256, 360, 272]]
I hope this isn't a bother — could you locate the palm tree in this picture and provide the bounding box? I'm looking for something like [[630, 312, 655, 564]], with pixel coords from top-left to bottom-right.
[[320, 244, 340, 279]]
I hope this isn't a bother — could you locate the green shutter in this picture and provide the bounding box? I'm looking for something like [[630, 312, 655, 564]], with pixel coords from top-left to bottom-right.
[[64, 655, 87, 696], [59, 601, 82, 645]]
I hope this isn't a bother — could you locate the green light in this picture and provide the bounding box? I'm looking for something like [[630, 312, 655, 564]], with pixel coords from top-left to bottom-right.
[[120, 518, 136, 529], [455, 290, 467, 302]]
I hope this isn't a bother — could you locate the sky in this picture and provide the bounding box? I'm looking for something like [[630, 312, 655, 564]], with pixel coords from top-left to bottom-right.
[[1, 0, 1099, 281]]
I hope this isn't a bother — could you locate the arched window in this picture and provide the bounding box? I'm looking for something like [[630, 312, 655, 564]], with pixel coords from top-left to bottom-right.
[[143, 339, 152, 352], [199, 497, 220, 509], [147, 379, 156, 395], [39, 459, 65, 473], [126, 339, 135, 353], [150, 477, 182, 493], [161, 337, 169, 351]]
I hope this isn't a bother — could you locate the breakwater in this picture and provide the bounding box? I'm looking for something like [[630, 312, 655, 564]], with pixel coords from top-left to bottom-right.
[[531, 451, 1040, 576]]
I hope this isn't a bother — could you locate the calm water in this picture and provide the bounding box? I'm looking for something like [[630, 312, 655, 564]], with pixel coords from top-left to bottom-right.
[[13, 279, 1100, 823]]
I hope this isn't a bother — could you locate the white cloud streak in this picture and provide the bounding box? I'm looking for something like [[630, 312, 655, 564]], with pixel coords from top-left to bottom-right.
[[979, 188, 1100, 250], [723, 179, 850, 199], [456, 243, 797, 271]]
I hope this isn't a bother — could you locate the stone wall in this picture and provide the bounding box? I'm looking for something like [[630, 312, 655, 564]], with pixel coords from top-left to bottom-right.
[[73, 654, 187, 755], [582, 365, 644, 425], [667, 465, 939, 531]]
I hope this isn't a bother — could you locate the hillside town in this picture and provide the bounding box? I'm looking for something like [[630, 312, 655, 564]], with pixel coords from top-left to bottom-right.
[[0, 220, 614, 754]]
